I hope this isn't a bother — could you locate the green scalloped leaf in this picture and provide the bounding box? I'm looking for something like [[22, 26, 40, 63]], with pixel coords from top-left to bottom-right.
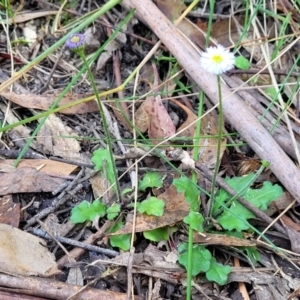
[[206, 257, 231, 285], [173, 177, 199, 211], [138, 172, 163, 191], [137, 197, 165, 216]]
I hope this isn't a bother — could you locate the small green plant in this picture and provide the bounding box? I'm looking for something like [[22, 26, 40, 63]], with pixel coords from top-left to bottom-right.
[[71, 199, 106, 223], [213, 173, 283, 232], [183, 211, 204, 232], [178, 243, 231, 285], [70, 171, 166, 250], [174, 172, 283, 285], [70, 198, 130, 250], [107, 203, 121, 220]]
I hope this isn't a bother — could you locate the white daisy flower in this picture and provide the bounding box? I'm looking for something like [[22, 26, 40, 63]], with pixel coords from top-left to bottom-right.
[[200, 44, 235, 75]]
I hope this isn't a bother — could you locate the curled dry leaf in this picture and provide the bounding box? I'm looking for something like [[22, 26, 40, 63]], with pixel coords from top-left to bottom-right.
[[6, 10, 58, 25], [144, 95, 176, 144], [143, 63, 176, 145], [0, 91, 99, 114]]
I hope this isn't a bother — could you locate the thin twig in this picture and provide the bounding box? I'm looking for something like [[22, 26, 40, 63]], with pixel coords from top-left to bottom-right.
[[31, 228, 119, 257], [24, 168, 88, 228]]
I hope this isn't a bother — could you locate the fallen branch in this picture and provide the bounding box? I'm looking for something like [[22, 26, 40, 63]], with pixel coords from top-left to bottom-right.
[[0, 273, 133, 300]]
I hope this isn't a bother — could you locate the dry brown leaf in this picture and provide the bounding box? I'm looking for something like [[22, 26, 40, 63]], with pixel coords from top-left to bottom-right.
[[0, 159, 77, 176], [0, 223, 60, 276], [0, 167, 66, 195], [169, 98, 197, 137], [210, 17, 245, 48], [281, 215, 300, 232], [96, 24, 127, 71], [197, 113, 227, 170], [67, 267, 84, 286], [266, 192, 295, 216], [0, 195, 20, 227], [38, 114, 90, 164], [112, 246, 182, 285], [133, 64, 157, 133], [135, 244, 182, 284], [144, 94, 176, 144], [0, 91, 99, 114], [143, 63, 176, 145], [87, 169, 114, 205], [111, 184, 189, 235], [7, 10, 58, 24], [134, 102, 149, 133], [169, 98, 226, 170]]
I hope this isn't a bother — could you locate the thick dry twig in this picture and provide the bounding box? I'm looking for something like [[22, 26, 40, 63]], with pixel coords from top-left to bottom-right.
[[0, 273, 132, 300]]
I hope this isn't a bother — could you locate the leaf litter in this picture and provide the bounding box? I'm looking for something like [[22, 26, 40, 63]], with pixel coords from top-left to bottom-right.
[[0, 0, 300, 299]]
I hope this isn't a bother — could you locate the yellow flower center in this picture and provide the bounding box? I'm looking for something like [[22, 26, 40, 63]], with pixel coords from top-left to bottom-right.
[[212, 54, 223, 64], [71, 36, 80, 43]]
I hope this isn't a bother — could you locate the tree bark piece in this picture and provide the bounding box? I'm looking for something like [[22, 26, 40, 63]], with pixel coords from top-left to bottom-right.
[[122, 0, 300, 204]]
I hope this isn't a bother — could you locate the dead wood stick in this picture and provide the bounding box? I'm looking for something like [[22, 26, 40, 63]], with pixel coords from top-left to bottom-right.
[[57, 220, 113, 267], [122, 0, 300, 205], [0, 273, 133, 300]]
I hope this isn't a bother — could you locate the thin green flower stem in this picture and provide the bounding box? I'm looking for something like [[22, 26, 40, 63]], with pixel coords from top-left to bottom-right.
[[186, 91, 204, 300], [243, 0, 249, 28], [79, 53, 121, 202], [205, 0, 215, 47], [186, 228, 193, 300], [209, 75, 222, 217]]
